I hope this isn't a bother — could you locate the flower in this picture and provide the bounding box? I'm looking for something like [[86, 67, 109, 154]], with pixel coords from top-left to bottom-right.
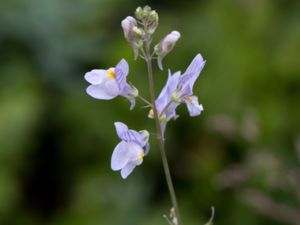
[[149, 54, 206, 133], [155, 31, 181, 70], [111, 122, 150, 179], [84, 59, 138, 110]]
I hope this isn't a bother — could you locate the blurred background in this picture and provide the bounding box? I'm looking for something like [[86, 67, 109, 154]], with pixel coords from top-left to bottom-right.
[[0, 0, 300, 225]]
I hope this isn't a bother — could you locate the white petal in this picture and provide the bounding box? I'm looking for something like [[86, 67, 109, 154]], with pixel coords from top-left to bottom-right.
[[84, 69, 107, 84], [104, 78, 120, 96], [111, 141, 131, 171], [86, 78, 119, 100], [121, 164, 136, 179], [111, 141, 143, 171]]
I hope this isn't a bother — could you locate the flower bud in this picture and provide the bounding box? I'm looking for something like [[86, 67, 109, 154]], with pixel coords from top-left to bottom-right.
[[132, 26, 144, 39], [135, 6, 143, 20], [121, 16, 144, 60], [121, 16, 137, 40], [135, 5, 151, 20], [155, 31, 181, 70], [147, 10, 159, 34]]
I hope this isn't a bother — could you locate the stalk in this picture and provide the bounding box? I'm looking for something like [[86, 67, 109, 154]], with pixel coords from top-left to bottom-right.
[[144, 43, 182, 225]]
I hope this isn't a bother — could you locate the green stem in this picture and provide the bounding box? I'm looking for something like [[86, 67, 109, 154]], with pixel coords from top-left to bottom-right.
[[137, 95, 152, 107], [144, 45, 182, 225]]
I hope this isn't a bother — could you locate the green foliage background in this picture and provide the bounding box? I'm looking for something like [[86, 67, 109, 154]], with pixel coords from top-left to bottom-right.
[[0, 0, 300, 225]]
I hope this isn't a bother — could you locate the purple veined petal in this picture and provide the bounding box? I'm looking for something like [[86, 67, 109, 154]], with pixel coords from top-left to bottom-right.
[[111, 141, 132, 171], [155, 70, 181, 114], [122, 129, 149, 148], [84, 69, 107, 85], [86, 83, 118, 100], [114, 122, 129, 140], [124, 129, 146, 147], [184, 96, 204, 116], [178, 54, 206, 96], [115, 59, 129, 76], [121, 163, 136, 179], [115, 59, 129, 91]]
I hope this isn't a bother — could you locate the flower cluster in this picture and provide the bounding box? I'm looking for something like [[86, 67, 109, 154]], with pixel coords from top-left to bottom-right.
[[84, 6, 206, 180]]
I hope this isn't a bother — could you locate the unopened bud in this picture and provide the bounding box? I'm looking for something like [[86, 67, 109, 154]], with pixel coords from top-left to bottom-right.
[[132, 26, 144, 39], [121, 16, 137, 40], [121, 16, 144, 60], [147, 10, 159, 34], [156, 31, 181, 70], [160, 31, 180, 53], [135, 7, 143, 19], [135, 5, 151, 20], [149, 10, 158, 22]]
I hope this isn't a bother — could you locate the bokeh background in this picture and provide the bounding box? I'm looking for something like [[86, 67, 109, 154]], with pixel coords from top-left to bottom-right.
[[1, 0, 300, 225]]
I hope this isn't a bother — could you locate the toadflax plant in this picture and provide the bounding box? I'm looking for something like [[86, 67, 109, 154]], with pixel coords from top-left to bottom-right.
[[84, 6, 213, 225]]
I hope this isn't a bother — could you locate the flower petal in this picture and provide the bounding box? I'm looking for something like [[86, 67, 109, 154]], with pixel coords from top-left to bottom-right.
[[155, 70, 180, 114], [121, 163, 136, 179], [184, 96, 203, 116], [86, 83, 118, 100], [114, 122, 149, 147], [119, 84, 138, 110], [122, 129, 149, 147], [111, 141, 131, 171], [165, 101, 180, 120], [179, 54, 206, 96], [104, 78, 120, 96], [111, 141, 144, 172], [114, 122, 128, 140], [84, 69, 107, 84], [115, 59, 129, 91]]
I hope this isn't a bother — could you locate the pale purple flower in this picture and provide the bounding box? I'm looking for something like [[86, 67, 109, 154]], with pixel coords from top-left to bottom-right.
[[111, 122, 150, 179], [155, 31, 181, 70], [84, 59, 138, 110], [149, 54, 206, 133]]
